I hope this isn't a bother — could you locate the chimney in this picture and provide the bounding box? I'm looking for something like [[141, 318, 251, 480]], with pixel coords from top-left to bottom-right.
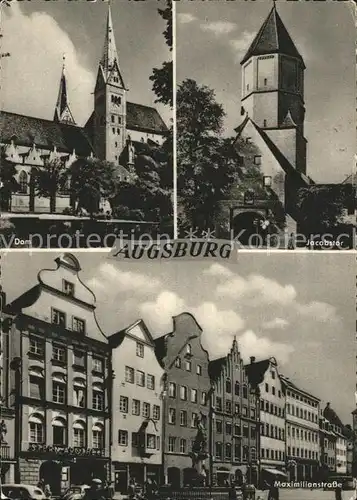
[[250, 356, 255, 364]]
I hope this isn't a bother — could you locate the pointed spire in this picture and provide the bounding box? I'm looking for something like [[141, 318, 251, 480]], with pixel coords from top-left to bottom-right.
[[54, 54, 76, 125], [100, 2, 125, 87], [240, 5, 305, 68]]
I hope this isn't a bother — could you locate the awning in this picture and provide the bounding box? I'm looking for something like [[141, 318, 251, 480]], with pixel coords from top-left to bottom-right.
[[263, 468, 287, 478]]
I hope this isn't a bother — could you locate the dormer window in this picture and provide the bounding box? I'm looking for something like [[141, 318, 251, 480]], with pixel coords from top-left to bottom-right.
[[73, 317, 85, 334], [52, 308, 66, 327], [63, 280, 74, 297], [186, 344, 192, 355]]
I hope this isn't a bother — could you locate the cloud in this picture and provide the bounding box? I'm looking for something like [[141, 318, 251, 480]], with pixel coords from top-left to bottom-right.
[[140, 291, 186, 333], [238, 330, 295, 365], [263, 318, 289, 330], [230, 31, 255, 52], [203, 263, 234, 278], [88, 263, 161, 296], [216, 274, 297, 306], [297, 301, 338, 323], [2, 3, 94, 126], [178, 13, 197, 24], [200, 21, 237, 36], [193, 302, 245, 335]]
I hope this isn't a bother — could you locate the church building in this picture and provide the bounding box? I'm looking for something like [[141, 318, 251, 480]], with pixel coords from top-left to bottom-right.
[[227, 4, 313, 239], [0, 5, 168, 214]]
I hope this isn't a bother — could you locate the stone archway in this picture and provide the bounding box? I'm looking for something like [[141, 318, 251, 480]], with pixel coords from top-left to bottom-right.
[[39, 461, 62, 496], [232, 210, 267, 246]]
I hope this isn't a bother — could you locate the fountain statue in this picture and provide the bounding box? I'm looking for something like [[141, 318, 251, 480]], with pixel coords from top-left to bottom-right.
[[190, 413, 208, 486]]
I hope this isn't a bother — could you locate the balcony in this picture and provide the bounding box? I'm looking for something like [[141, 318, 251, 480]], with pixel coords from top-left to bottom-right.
[[0, 444, 11, 460]]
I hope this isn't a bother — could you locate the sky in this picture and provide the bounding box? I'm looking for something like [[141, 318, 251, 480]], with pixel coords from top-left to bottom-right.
[[177, 0, 355, 184], [1, 250, 355, 424], [1, 0, 172, 127]]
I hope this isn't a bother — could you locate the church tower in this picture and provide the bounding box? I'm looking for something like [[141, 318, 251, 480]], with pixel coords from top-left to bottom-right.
[[240, 4, 307, 174], [93, 3, 127, 163], [54, 56, 76, 125]]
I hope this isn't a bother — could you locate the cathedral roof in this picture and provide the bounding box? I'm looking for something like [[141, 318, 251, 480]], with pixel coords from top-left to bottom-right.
[[0, 111, 93, 156], [85, 101, 168, 138], [241, 5, 305, 67], [126, 102, 168, 134]]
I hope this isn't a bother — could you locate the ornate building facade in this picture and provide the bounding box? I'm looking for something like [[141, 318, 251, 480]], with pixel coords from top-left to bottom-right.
[[109, 319, 164, 493], [209, 341, 260, 487], [154, 313, 212, 488], [245, 357, 285, 484], [4, 254, 111, 494]]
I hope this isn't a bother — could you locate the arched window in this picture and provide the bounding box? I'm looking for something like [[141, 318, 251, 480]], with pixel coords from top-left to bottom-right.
[[73, 377, 86, 408], [29, 413, 44, 444], [73, 420, 86, 448], [19, 171, 28, 194], [235, 381, 240, 396], [52, 372, 66, 404], [52, 417, 67, 446], [92, 422, 104, 449], [92, 382, 104, 411], [29, 366, 45, 400], [225, 379, 232, 394]]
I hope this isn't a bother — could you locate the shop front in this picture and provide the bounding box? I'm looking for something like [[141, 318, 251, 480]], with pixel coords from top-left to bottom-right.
[[113, 463, 162, 494], [19, 444, 110, 495]]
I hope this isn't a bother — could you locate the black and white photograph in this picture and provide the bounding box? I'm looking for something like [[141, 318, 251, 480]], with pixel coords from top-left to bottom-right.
[[176, 0, 356, 248], [0, 0, 173, 248], [0, 250, 355, 500]]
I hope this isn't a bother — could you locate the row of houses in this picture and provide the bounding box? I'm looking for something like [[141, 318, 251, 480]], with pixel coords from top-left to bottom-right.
[[0, 254, 354, 496]]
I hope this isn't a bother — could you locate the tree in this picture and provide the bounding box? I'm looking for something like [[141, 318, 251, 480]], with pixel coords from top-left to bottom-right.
[[296, 184, 354, 231], [0, 148, 20, 211], [149, 0, 172, 107], [177, 79, 238, 232], [33, 158, 69, 213], [69, 158, 120, 217], [111, 148, 172, 231]]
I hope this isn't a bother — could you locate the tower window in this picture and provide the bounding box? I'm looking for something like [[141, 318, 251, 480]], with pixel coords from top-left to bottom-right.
[[111, 116, 115, 123], [118, 117, 122, 124], [115, 142, 118, 148], [112, 128, 115, 134], [264, 78, 267, 86], [246, 84, 249, 91], [111, 95, 121, 106], [263, 119, 267, 127], [117, 129, 120, 135], [254, 155, 262, 166]]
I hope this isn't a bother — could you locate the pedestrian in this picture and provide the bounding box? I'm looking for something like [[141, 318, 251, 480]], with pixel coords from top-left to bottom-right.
[[128, 479, 136, 500], [267, 480, 279, 500], [37, 480, 45, 492], [335, 482, 342, 500], [288, 233, 295, 250], [44, 484, 52, 499], [83, 479, 106, 500]]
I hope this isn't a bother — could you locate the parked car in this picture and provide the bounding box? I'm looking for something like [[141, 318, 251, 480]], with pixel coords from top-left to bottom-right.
[[61, 485, 90, 500], [2, 485, 46, 500]]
